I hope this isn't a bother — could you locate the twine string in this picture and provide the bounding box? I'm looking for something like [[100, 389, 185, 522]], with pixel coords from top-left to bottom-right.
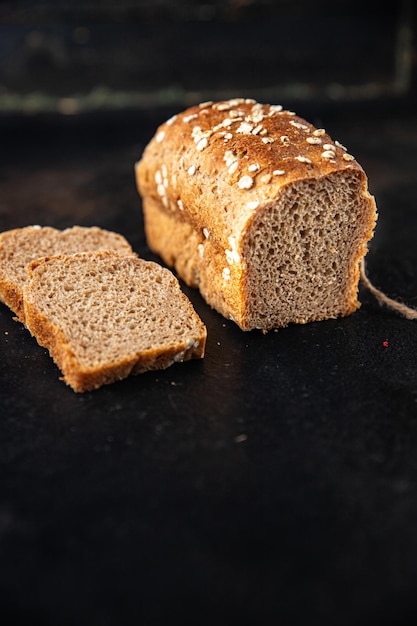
[[360, 257, 417, 320]]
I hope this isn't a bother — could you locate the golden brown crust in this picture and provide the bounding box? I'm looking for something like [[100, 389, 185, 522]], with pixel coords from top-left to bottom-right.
[[136, 98, 377, 331], [136, 99, 364, 246]]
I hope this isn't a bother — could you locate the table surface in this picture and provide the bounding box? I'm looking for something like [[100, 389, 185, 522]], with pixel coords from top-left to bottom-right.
[[1, 102, 417, 626]]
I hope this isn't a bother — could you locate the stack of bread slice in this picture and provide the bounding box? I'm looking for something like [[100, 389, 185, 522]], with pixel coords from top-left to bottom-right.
[[0, 226, 206, 392]]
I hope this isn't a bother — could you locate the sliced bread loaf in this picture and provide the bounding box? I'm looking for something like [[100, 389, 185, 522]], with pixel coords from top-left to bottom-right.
[[0, 225, 133, 322], [136, 98, 378, 331], [23, 250, 207, 392]]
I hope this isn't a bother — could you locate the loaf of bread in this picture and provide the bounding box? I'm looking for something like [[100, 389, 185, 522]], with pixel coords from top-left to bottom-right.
[[0, 225, 133, 322], [136, 98, 377, 331], [23, 250, 206, 392]]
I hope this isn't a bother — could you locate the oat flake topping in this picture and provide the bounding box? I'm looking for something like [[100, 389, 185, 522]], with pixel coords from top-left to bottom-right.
[[238, 175, 254, 189]]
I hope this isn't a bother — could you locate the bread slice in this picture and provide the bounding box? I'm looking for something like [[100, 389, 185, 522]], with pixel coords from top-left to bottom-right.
[[0, 225, 133, 322], [136, 98, 378, 331], [23, 250, 207, 392]]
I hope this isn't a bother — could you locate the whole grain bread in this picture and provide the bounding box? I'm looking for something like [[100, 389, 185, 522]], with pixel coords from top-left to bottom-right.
[[23, 250, 206, 392], [0, 225, 134, 322], [136, 98, 377, 331]]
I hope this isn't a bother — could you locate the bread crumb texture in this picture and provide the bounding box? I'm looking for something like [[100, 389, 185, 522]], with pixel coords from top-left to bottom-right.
[[0, 225, 133, 322], [23, 250, 206, 392], [136, 98, 377, 330]]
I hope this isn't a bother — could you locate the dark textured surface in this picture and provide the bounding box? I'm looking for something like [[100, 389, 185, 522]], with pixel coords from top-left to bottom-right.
[[1, 101, 417, 625]]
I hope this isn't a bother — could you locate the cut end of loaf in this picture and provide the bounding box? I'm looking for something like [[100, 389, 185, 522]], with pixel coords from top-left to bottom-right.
[[23, 251, 206, 392], [240, 170, 377, 330]]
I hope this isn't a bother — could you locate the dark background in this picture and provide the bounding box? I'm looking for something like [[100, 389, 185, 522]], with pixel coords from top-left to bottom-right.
[[1, 2, 417, 625], [0, 0, 415, 112]]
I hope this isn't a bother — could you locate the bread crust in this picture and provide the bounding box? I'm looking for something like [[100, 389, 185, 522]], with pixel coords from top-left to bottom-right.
[[136, 98, 377, 330]]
